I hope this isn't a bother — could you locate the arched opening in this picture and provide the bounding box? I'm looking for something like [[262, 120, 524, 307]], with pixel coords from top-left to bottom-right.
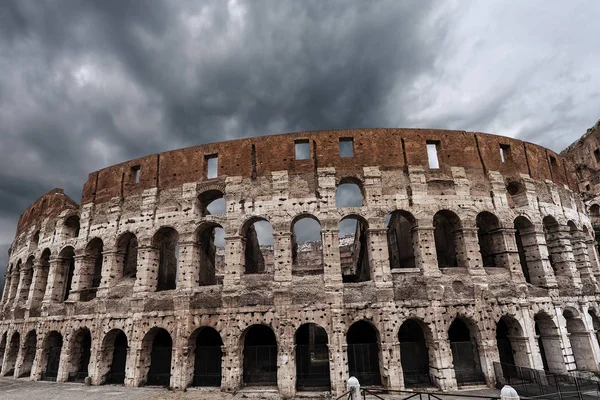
[[243, 325, 277, 386], [42, 331, 63, 381], [340, 216, 370, 282], [16, 256, 34, 306], [2, 265, 12, 305], [506, 181, 527, 209], [386, 211, 416, 269], [32, 249, 51, 308], [449, 318, 484, 386], [242, 219, 274, 275], [292, 216, 323, 276], [82, 238, 104, 301], [514, 217, 534, 284], [496, 319, 515, 365], [8, 260, 21, 303], [19, 330, 37, 378], [153, 227, 179, 291], [196, 223, 225, 285], [295, 323, 330, 391], [398, 319, 431, 387], [145, 328, 172, 387], [336, 180, 364, 207], [476, 212, 501, 268], [563, 310, 596, 371], [534, 313, 564, 372], [67, 328, 92, 382], [433, 211, 460, 268], [198, 190, 225, 216], [117, 232, 138, 279], [0, 332, 6, 371], [3, 332, 20, 376], [542, 216, 561, 274], [31, 230, 40, 251], [190, 327, 223, 387], [589, 310, 600, 346], [63, 216, 80, 239], [496, 316, 530, 379], [99, 329, 128, 385], [347, 320, 381, 386], [60, 247, 76, 301]]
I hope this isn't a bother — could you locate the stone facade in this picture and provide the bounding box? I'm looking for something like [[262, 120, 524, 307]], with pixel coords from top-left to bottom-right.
[[1, 128, 600, 397]]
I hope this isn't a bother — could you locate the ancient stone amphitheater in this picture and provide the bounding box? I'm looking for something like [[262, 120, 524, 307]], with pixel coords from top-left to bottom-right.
[[1, 128, 600, 397]]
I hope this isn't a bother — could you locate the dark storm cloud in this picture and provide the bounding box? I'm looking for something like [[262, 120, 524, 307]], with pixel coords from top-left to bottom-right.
[[1, 0, 600, 285]]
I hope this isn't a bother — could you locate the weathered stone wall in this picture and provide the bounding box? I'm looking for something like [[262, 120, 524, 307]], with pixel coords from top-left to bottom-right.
[[1, 128, 600, 397]]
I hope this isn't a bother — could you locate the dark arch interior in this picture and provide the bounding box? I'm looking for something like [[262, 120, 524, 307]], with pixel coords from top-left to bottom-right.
[[291, 217, 324, 276], [448, 319, 484, 386], [496, 319, 515, 366], [69, 329, 92, 382], [398, 320, 431, 387], [433, 211, 459, 268], [154, 228, 179, 291], [243, 219, 274, 275], [61, 247, 75, 301], [514, 217, 533, 284], [243, 325, 277, 386], [387, 211, 416, 269], [19, 331, 37, 378], [295, 324, 330, 390], [340, 217, 370, 283], [4, 332, 20, 376], [476, 212, 500, 268], [192, 327, 223, 387], [197, 224, 224, 286], [107, 331, 128, 384], [118, 233, 138, 279], [147, 329, 172, 386], [347, 321, 381, 386], [43, 332, 63, 381]]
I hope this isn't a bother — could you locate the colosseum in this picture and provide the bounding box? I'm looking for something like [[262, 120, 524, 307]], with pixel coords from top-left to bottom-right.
[[1, 127, 600, 397]]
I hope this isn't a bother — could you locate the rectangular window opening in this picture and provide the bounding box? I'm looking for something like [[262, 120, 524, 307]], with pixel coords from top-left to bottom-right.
[[594, 149, 600, 163], [131, 165, 141, 184], [500, 144, 511, 163], [295, 139, 310, 160], [426, 141, 440, 169], [339, 137, 354, 158], [206, 154, 218, 179]]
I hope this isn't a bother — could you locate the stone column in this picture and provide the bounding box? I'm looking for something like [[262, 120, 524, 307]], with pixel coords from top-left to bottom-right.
[[96, 250, 122, 297], [329, 316, 348, 396], [381, 335, 402, 389], [412, 226, 441, 277], [133, 245, 159, 294], [67, 253, 93, 301], [457, 226, 486, 278], [491, 228, 526, 281], [367, 227, 393, 284], [322, 223, 343, 288], [546, 225, 582, 289], [14, 263, 33, 308], [0, 270, 11, 305], [26, 261, 49, 310], [520, 227, 558, 289], [43, 256, 70, 303], [570, 230, 598, 288], [128, 340, 144, 387], [273, 230, 293, 283], [223, 235, 244, 289], [30, 338, 44, 381], [177, 240, 200, 290], [585, 237, 600, 282], [430, 336, 456, 390], [171, 330, 188, 390], [277, 325, 295, 397], [220, 329, 242, 392], [4, 269, 19, 310]]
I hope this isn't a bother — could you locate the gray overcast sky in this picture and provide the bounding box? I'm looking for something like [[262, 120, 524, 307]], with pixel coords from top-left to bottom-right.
[[1, 0, 600, 276]]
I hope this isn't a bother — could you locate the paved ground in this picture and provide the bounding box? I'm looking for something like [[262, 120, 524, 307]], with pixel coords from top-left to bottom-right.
[[0, 377, 501, 400]]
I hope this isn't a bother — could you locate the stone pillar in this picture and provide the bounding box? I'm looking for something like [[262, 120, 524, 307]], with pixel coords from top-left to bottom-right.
[[177, 240, 200, 290], [430, 336, 456, 390], [412, 226, 441, 277], [220, 330, 241, 392], [381, 337, 402, 389], [30, 339, 44, 381], [546, 225, 582, 289], [43, 256, 69, 303], [171, 330, 187, 390], [26, 261, 49, 310], [68, 253, 93, 301], [133, 245, 159, 294], [55, 340, 70, 383], [571, 230, 598, 289], [478, 335, 499, 386], [367, 227, 393, 284], [457, 226, 486, 278], [273, 230, 293, 283], [223, 235, 244, 290], [492, 228, 526, 281], [0, 270, 11, 305], [277, 325, 295, 397], [4, 269, 19, 310], [128, 340, 144, 387], [520, 227, 558, 289], [329, 317, 348, 396], [14, 263, 33, 308], [322, 223, 343, 288], [96, 250, 122, 297], [585, 237, 600, 282]]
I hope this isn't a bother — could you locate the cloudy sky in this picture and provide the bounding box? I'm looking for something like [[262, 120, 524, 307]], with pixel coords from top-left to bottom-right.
[[1, 0, 600, 280]]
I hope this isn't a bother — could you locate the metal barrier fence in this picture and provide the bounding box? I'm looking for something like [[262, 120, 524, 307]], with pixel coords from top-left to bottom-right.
[[493, 362, 600, 400], [359, 388, 500, 400]]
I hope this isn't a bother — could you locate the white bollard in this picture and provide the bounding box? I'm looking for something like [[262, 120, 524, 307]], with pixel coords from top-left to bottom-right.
[[500, 385, 519, 400], [347, 376, 361, 400]]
